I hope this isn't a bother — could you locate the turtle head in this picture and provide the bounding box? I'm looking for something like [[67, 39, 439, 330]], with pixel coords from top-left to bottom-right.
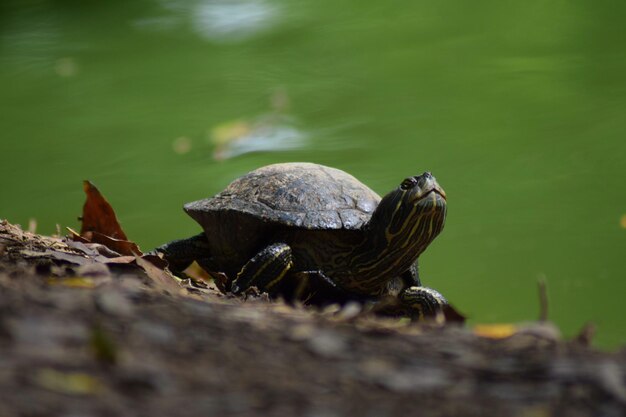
[[345, 172, 447, 295], [365, 172, 447, 271], [373, 171, 446, 246], [396, 171, 446, 206]]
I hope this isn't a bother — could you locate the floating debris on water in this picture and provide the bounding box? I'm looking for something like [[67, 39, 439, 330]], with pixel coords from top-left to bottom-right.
[[192, 0, 279, 43], [210, 88, 308, 160], [54, 57, 79, 77], [172, 136, 193, 154], [211, 117, 307, 160]]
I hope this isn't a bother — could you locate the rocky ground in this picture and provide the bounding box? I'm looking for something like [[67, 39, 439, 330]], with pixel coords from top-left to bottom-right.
[[1, 219, 625, 417]]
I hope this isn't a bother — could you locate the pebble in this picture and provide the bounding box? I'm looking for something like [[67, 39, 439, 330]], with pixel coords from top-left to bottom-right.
[[133, 321, 175, 346], [95, 289, 134, 317], [77, 262, 111, 277], [305, 329, 348, 358], [336, 301, 363, 320]]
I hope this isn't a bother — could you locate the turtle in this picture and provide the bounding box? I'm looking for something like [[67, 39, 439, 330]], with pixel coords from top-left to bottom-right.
[[153, 162, 449, 319]]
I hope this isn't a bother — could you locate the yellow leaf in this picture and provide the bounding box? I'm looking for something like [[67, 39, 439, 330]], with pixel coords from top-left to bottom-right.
[[34, 369, 102, 395], [473, 323, 518, 339], [46, 277, 96, 289]]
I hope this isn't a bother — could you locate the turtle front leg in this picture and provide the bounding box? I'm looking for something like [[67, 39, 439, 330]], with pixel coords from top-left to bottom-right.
[[230, 243, 294, 296], [394, 262, 451, 320], [398, 286, 448, 320], [400, 261, 421, 287], [149, 233, 212, 274]]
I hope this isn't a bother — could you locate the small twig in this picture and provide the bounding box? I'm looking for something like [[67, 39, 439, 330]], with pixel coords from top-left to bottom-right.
[[537, 275, 549, 322], [27, 218, 37, 234], [574, 322, 596, 346]]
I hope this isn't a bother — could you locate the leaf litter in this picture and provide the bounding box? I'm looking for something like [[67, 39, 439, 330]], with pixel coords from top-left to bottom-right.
[[2, 208, 625, 416]]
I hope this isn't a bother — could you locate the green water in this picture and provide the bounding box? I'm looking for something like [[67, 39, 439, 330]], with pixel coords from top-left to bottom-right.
[[1, 1, 625, 348]]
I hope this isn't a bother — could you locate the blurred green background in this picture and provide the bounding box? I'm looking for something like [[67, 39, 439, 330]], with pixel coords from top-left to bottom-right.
[[1, 0, 624, 348]]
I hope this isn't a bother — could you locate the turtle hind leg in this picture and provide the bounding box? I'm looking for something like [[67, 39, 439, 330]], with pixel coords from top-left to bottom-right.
[[384, 261, 419, 298], [231, 243, 294, 296], [149, 232, 211, 274], [291, 271, 357, 306]]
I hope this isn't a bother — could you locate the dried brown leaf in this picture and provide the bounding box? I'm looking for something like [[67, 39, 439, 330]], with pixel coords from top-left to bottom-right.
[[136, 255, 181, 294], [79, 180, 127, 240], [87, 231, 142, 257], [21, 249, 93, 266], [101, 256, 136, 264], [72, 182, 143, 256], [67, 227, 90, 244], [443, 304, 466, 324]]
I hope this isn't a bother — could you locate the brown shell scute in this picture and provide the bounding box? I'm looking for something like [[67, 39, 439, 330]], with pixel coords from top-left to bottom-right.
[[184, 163, 381, 230]]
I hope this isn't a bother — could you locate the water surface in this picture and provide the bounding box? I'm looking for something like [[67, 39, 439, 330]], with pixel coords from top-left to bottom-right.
[[1, 1, 624, 347]]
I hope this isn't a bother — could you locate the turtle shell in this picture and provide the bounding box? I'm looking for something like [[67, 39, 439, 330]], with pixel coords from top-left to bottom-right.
[[184, 162, 381, 230]]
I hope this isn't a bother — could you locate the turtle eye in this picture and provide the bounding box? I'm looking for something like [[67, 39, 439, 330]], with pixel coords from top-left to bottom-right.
[[400, 177, 418, 190]]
